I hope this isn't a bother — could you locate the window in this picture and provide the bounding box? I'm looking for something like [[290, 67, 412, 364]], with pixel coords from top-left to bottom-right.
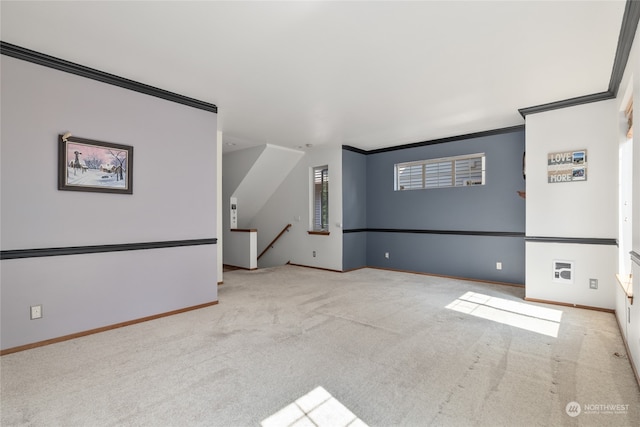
[[395, 153, 485, 191], [313, 166, 329, 231]]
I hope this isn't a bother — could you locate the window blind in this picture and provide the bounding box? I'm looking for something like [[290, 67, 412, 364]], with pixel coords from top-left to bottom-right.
[[313, 167, 329, 230], [395, 153, 485, 191]]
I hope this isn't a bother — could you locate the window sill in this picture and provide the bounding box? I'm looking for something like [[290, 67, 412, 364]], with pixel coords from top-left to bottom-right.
[[308, 231, 330, 236], [615, 273, 634, 305]]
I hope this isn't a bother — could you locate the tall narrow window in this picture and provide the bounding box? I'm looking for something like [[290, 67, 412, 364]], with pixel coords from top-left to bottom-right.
[[313, 166, 329, 231]]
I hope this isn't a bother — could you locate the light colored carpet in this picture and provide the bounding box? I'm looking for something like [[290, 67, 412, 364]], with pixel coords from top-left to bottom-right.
[[1, 265, 639, 426]]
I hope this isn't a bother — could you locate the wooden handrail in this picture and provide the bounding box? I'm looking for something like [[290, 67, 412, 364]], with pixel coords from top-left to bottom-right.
[[258, 224, 292, 260]]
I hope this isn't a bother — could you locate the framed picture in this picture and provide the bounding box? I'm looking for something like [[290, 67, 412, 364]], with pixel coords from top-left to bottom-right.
[[58, 135, 133, 194]]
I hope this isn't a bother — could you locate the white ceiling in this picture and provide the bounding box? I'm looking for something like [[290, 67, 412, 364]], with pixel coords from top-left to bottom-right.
[[1, 1, 627, 152]]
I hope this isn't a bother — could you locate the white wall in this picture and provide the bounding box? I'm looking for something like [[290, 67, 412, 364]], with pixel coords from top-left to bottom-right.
[[225, 230, 258, 270], [0, 56, 218, 350], [526, 100, 618, 238], [217, 131, 223, 283], [526, 243, 616, 308], [525, 100, 618, 309], [223, 145, 265, 205], [232, 144, 304, 226], [253, 146, 343, 271], [222, 145, 264, 266], [615, 23, 640, 383], [221, 144, 304, 268], [630, 52, 640, 383]]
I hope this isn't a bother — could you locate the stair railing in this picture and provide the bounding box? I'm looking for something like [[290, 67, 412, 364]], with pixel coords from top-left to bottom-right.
[[258, 224, 292, 260]]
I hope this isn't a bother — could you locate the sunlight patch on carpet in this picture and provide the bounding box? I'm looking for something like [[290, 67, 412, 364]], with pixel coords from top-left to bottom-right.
[[261, 386, 368, 427], [446, 291, 563, 338]]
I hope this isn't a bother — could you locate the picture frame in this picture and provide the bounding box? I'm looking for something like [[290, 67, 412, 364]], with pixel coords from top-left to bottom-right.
[[58, 135, 133, 194]]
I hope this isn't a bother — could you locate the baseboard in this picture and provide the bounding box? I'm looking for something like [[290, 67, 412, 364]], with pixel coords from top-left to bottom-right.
[[223, 264, 257, 271], [0, 300, 219, 356], [614, 309, 640, 391], [367, 266, 525, 288], [286, 262, 343, 273], [524, 297, 614, 313], [341, 266, 369, 273], [287, 263, 525, 287]]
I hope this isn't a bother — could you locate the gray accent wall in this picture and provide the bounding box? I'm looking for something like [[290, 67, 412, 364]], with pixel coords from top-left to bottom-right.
[[342, 149, 367, 270], [342, 129, 525, 283], [366, 233, 525, 283], [1, 56, 218, 350], [366, 131, 525, 232]]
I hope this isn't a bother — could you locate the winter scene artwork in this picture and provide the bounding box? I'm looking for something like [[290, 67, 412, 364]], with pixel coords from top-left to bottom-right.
[[58, 135, 133, 194]]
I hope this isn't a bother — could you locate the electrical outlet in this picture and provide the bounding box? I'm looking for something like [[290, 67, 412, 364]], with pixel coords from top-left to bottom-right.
[[30, 305, 42, 320], [385, 252, 390, 259], [496, 262, 502, 270], [313, 251, 316, 257], [589, 278, 598, 289]]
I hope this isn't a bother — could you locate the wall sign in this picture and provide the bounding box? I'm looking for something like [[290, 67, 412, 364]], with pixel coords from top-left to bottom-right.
[[547, 149, 587, 183]]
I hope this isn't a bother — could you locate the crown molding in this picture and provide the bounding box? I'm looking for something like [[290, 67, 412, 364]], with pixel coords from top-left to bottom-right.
[[519, 0, 640, 118], [344, 125, 524, 155], [608, 0, 640, 97], [342, 145, 368, 155], [518, 92, 614, 118], [0, 41, 217, 114]]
